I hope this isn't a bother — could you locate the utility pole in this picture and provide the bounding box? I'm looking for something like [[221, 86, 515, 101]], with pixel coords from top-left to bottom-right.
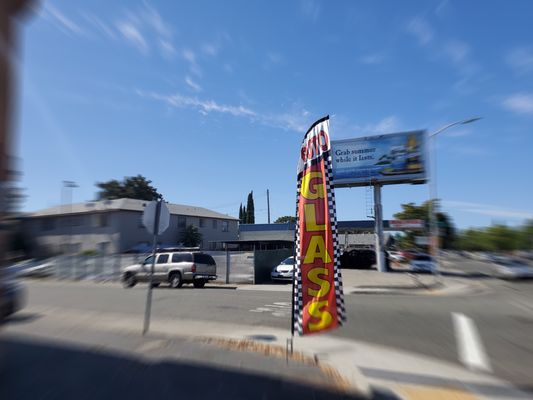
[[374, 184, 386, 272], [267, 189, 271, 224]]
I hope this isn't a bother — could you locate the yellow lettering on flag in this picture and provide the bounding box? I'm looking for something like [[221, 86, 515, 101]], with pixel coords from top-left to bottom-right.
[[308, 300, 333, 332], [307, 268, 330, 298], [304, 204, 326, 232], [303, 235, 332, 264], [301, 171, 324, 200]]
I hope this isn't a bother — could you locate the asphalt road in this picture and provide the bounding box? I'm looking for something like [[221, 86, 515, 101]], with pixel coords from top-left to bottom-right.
[[9, 256, 533, 392]]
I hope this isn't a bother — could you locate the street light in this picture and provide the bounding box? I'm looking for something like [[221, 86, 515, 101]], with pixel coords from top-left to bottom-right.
[[61, 180, 78, 262], [428, 117, 482, 270]]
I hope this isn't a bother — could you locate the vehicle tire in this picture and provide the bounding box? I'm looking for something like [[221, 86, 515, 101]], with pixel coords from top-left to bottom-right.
[[193, 280, 206, 288], [122, 273, 136, 288], [151, 282, 160, 288], [169, 272, 183, 288]]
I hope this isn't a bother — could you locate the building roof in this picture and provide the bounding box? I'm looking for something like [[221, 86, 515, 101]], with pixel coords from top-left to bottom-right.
[[25, 198, 239, 221]]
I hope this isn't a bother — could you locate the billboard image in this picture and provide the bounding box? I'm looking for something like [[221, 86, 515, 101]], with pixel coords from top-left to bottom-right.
[[331, 130, 427, 187]]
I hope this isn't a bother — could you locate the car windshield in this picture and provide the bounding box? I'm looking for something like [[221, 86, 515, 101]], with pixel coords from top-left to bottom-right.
[[144, 256, 154, 265], [281, 257, 294, 265]]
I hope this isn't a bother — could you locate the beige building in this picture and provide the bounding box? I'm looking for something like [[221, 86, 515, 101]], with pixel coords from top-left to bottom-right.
[[21, 198, 238, 256]]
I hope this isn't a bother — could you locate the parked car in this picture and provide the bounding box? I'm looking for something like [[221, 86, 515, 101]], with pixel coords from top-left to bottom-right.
[[409, 254, 436, 273], [16, 259, 56, 278], [121, 250, 217, 289], [340, 249, 376, 269], [0, 269, 26, 320], [491, 257, 533, 280], [271, 256, 295, 282], [388, 251, 406, 263]]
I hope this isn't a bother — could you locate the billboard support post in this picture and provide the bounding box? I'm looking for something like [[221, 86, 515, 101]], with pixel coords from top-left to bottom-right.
[[374, 184, 386, 272]]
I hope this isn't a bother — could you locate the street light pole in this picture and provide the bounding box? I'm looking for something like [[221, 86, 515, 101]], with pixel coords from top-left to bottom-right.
[[428, 117, 482, 269], [62, 180, 78, 250]]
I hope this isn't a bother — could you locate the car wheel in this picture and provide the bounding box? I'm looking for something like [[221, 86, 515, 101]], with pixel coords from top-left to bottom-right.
[[151, 282, 160, 288], [193, 280, 206, 288], [122, 273, 136, 288], [169, 272, 183, 288]]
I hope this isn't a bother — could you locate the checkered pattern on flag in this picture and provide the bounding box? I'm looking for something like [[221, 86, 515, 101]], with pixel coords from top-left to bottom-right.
[[292, 116, 346, 336]]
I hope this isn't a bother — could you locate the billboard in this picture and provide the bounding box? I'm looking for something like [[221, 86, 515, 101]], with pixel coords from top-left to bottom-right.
[[331, 130, 427, 187], [389, 219, 425, 229], [293, 116, 345, 336]]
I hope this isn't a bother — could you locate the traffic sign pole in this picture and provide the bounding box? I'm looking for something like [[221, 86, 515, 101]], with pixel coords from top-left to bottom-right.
[[143, 200, 161, 335]]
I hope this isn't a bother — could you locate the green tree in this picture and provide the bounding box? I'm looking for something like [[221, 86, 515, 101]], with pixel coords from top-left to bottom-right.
[[96, 175, 162, 201], [274, 215, 296, 224], [393, 200, 456, 249], [238, 204, 243, 223], [246, 191, 255, 224], [180, 225, 203, 247]]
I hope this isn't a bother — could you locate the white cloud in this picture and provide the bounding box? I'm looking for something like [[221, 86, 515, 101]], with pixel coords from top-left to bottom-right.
[[116, 21, 149, 54], [159, 39, 176, 57], [137, 90, 312, 132], [43, 3, 85, 36], [142, 1, 173, 39], [185, 76, 202, 92], [83, 13, 116, 39], [506, 47, 533, 74], [365, 116, 401, 134], [202, 43, 219, 57], [300, 0, 320, 22], [182, 49, 196, 64], [359, 53, 385, 65], [444, 201, 533, 220], [138, 90, 257, 118], [443, 40, 470, 65], [434, 0, 451, 17], [112, 3, 175, 57], [406, 16, 433, 46], [502, 93, 533, 115], [182, 49, 202, 76]]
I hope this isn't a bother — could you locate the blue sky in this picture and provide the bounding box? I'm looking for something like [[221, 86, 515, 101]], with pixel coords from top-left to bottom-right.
[[14, 0, 533, 228]]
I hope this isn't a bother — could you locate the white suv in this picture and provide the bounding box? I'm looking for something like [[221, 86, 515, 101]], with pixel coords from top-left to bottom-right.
[[122, 251, 217, 289]]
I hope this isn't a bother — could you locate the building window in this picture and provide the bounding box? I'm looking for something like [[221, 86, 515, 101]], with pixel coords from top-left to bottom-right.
[[42, 218, 55, 231], [222, 221, 229, 232], [199, 218, 205, 228], [71, 216, 83, 227], [212, 219, 217, 229], [93, 213, 108, 228], [178, 216, 186, 228]]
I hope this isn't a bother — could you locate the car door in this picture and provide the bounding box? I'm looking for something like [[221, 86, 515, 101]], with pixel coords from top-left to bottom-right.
[[139, 255, 155, 282], [192, 253, 216, 276], [154, 254, 170, 282]]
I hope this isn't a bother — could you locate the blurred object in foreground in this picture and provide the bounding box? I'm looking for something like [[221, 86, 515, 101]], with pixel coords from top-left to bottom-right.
[[1, 0, 35, 327]]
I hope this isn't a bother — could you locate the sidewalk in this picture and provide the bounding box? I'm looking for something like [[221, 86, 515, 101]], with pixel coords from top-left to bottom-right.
[[237, 269, 481, 296], [2, 305, 529, 400], [0, 315, 367, 400]]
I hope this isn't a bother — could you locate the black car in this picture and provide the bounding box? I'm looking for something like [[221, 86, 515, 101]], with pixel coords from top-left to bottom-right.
[[0, 271, 26, 320], [340, 249, 376, 269]]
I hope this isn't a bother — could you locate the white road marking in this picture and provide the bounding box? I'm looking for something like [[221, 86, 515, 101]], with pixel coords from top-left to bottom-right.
[[249, 302, 292, 317], [452, 312, 492, 372]]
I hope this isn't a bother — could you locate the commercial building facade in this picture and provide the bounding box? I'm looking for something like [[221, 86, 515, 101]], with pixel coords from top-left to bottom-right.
[[21, 198, 238, 256]]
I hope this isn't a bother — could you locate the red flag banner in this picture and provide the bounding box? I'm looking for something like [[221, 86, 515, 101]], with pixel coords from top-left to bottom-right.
[[292, 116, 345, 336]]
